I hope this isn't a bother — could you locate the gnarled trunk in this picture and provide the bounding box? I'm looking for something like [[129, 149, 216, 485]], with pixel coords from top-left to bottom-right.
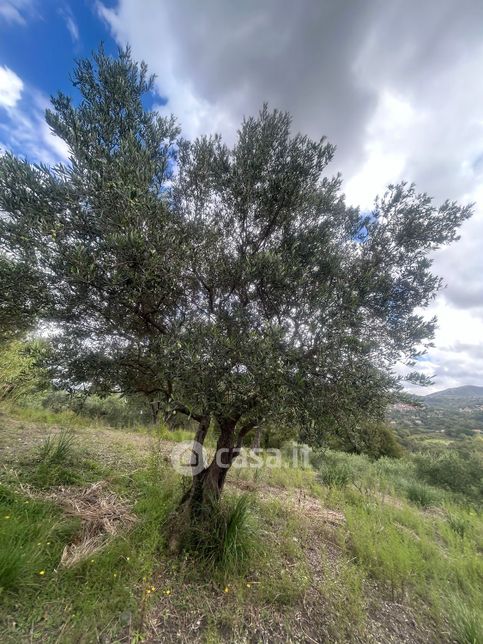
[[168, 414, 258, 552], [184, 417, 237, 510], [168, 416, 236, 551]]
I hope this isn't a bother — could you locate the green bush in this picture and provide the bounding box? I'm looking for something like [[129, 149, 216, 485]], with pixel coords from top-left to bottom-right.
[[40, 391, 150, 427], [314, 452, 353, 487], [414, 450, 482, 499]]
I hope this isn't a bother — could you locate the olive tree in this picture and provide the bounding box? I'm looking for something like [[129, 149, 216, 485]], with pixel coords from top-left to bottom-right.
[[0, 48, 471, 520]]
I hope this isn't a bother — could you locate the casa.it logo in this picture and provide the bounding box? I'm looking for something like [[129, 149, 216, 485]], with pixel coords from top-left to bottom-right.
[[170, 441, 206, 475]]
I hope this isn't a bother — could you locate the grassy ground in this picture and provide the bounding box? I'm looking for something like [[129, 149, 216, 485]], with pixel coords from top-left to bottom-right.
[[0, 406, 481, 643]]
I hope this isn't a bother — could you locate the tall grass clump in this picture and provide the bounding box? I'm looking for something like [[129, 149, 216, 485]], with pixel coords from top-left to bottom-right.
[[26, 429, 102, 488], [181, 494, 260, 578], [37, 429, 76, 465], [448, 596, 483, 644], [405, 481, 438, 508]]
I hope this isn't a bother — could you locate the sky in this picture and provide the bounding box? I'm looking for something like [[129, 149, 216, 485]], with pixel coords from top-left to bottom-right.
[[0, 0, 482, 394]]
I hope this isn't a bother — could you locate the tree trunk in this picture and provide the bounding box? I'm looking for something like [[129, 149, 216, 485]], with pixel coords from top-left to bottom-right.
[[168, 415, 256, 552], [186, 417, 236, 508], [251, 425, 261, 449], [168, 417, 238, 551], [150, 400, 161, 424]]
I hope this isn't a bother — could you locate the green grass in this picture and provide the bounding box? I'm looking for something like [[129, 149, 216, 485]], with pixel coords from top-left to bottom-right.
[[22, 429, 105, 488], [180, 493, 261, 580], [2, 403, 95, 428], [0, 484, 80, 593], [339, 489, 483, 640], [449, 597, 483, 644], [1, 408, 482, 642], [0, 460, 182, 641]]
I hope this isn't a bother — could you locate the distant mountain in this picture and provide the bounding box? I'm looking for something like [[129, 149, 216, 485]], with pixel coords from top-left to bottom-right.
[[389, 385, 483, 442], [425, 385, 483, 400]]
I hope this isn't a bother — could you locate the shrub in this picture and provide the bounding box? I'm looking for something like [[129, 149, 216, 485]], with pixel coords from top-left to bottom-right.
[[414, 450, 482, 499], [316, 453, 353, 487]]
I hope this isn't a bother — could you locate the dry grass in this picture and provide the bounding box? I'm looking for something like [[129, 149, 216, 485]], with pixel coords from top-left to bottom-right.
[[19, 480, 136, 566]]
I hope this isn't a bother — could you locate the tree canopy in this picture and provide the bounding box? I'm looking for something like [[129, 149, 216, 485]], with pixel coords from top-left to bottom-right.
[[0, 47, 471, 507]]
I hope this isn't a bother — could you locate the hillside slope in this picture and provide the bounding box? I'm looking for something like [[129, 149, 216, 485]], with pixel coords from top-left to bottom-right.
[[0, 407, 481, 643]]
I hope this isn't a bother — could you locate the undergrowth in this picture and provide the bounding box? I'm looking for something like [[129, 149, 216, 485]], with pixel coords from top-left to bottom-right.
[[180, 494, 261, 579]]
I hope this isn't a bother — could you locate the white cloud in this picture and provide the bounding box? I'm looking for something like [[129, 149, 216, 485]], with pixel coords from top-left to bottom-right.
[[0, 65, 23, 109], [0, 0, 34, 25], [0, 72, 69, 164], [96, 1, 235, 140], [97, 0, 483, 392], [60, 6, 79, 43], [344, 90, 427, 209]]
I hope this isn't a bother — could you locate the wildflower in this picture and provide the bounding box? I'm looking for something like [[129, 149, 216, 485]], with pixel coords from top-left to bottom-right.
[[246, 583, 251, 588], [113, 573, 117, 578], [151, 586, 156, 591], [126, 557, 130, 561], [224, 586, 229, 593], [146, 589, 151, 595], [38, 570, 45, 576], [90, 559, 94, 563], [164, 589, 171, 596], [4, 515, 10, 519]]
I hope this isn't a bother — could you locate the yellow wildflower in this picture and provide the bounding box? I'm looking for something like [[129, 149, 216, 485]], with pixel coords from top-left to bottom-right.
[[39, 570, 45, 576]]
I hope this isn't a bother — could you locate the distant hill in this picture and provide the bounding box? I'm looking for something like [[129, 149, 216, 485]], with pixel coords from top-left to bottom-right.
[[389, 385, 483, 443], [425, 385, 483, 400], [423, 386, 483, 412]]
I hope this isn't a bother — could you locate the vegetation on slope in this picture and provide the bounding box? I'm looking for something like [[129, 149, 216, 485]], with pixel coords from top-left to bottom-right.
[[0, 407, 481, 643]]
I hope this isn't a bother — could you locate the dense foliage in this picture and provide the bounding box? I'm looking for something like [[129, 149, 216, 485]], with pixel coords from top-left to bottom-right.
[[0, 47, 471, 507]]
